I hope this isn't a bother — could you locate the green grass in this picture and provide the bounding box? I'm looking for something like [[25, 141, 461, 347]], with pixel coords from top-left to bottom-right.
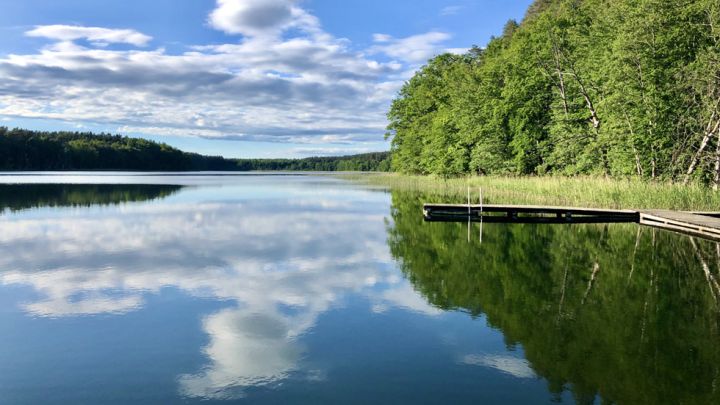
[[340, 173, 720, 211]]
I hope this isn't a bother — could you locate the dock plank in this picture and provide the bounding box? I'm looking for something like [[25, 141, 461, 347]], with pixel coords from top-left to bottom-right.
[[640, 210, 720, 240], [689, 211, 720, 219]]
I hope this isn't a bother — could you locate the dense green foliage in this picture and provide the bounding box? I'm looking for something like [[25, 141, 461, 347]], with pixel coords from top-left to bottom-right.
[[386, 190, 720, 404], [233, 152, 391, 172], [0, 128, 390, 172], [387, 0, 720, 186]]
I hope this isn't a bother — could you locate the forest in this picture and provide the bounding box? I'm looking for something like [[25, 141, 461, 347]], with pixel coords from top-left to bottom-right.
[[387, 0, 720, 186], [0, 128, 390, 172]]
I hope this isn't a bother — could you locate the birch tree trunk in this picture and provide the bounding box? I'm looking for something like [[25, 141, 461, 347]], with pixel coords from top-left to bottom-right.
[[715, 137, 720, 190], [684, 104, 720, 184]]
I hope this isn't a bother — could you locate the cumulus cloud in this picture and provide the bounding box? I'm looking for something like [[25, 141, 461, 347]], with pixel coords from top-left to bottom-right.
[[209, 0, 297, 37], [0, 31, 393, 143], [26, 25, 152, 46], [0, 1, 460, 145]]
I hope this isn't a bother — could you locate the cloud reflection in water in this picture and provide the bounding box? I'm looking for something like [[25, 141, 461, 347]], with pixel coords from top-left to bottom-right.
[[0, 189, 440, 399]]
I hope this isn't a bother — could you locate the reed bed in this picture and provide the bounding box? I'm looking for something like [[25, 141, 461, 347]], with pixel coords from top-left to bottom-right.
[[341, 173, 720, 211]]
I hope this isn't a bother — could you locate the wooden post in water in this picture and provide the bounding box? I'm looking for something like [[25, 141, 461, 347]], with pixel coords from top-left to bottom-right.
[[479, 187, 483, 243], [479, 188, 483, 214], [467, 186, 471, 216], [467, 186, 471, 242]]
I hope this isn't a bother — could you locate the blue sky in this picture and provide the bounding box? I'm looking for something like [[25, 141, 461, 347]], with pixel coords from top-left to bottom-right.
[[0, 0, 533, 158]]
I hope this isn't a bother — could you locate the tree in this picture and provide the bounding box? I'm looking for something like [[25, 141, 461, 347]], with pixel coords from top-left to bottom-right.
[[385, 0, 720, 186]]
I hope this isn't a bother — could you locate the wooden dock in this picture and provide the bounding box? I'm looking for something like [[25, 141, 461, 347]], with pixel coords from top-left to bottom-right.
[[639, 210, 720, 240], [423, 203, 720, 240], [423, 204, 639, 224]]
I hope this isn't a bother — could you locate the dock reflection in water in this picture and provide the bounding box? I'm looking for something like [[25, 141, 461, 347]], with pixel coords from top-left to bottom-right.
[[391, 190, 720, 404], [0, 177, 718, 404]]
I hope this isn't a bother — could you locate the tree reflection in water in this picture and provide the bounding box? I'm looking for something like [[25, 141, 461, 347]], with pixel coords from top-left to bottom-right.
[[387, 190, 720, 405], [2, 181, 719, 403], [0, 183, 183, 213]]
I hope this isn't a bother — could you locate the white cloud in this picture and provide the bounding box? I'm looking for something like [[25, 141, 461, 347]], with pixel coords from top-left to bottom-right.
[[441, 6, 464, 16], [372, 33, 392, 43], [209, 0, 297, 37], [117, 125, 228, 139], [26, 25, 152, 46], [445, 47, 470, 54], [291, 146, 373, 156], [370, 31, 454, 63], [0, 30, 394, 143], [0, 1, 461, 145]]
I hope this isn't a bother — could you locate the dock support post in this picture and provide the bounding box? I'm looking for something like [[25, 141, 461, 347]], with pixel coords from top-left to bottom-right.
[[467, 187, 471, 217], [479, 188, 483, 216]]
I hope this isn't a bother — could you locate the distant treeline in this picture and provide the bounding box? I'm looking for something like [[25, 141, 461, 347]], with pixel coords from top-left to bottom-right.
[[233, 153, 391, 172], [0, 128, 390, 172], [387, 0, 720, 186]]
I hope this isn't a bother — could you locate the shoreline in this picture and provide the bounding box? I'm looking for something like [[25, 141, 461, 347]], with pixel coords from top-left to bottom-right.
[[342, 173, 720, 212]]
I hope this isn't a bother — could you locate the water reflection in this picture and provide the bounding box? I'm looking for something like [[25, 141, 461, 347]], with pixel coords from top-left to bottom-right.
[[460, 354, 536, 379], [2, 180, 719, 403], [0, 184, 182, 213], [0, 182, 439, 400], [387, 190, 720, 404]]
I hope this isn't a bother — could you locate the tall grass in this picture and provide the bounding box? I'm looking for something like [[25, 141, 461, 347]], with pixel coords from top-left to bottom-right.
[[341, 173, 720, 211]]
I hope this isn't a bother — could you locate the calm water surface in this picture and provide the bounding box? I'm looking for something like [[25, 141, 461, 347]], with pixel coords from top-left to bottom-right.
[[0, 173, 719, 404]]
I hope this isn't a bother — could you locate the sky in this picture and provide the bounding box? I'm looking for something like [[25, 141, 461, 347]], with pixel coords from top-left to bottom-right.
[[0, 0, 533, 158]]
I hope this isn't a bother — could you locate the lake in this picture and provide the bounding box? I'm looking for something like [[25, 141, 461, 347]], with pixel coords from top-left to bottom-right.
[[0, 173, 718, 404]]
